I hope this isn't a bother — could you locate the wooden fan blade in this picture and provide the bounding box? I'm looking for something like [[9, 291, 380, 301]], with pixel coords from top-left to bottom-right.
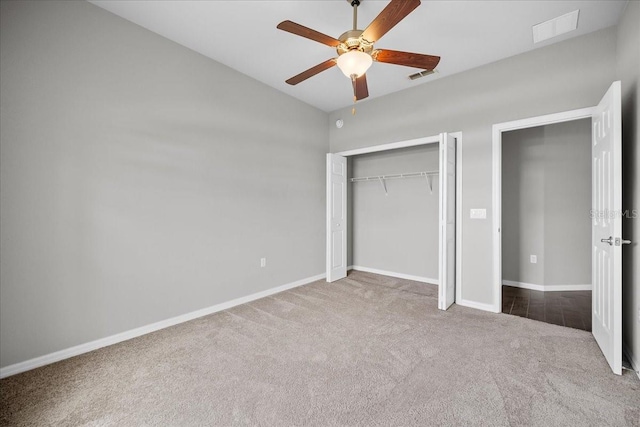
[[285, 58, 337, 85], [352, 74, 369, 100], [373, 49, 440, 70], [361, 0, 421, 43], [277, 20, 341, 47]]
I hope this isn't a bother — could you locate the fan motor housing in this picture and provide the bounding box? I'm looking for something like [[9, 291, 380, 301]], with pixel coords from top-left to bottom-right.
[[337, 30, 373, 56]]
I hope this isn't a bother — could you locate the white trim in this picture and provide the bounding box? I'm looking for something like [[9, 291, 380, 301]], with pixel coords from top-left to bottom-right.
[[492, 122, 502, 313], [335, 135, 440, 157], [456, 298, 500, 313], [452, 132, 463, 305], [326, 154, 332, 281], [502, 280, 592, 292], [350, 265, 439, 285], [0, 273, 325, 379], [493, 107, 596, 134], [492, 106, 597, 314], [623, 343, 640, 380]]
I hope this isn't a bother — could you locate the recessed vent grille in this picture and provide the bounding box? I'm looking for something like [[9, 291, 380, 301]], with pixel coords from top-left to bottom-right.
[[409, 69, 437, 80], [532, 9, 579, 44]]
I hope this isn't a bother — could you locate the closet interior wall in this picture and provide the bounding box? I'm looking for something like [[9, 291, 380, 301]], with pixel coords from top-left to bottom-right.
[[347, 145, 440, 282]]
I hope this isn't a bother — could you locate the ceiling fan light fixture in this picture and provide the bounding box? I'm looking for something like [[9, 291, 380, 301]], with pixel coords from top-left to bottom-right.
[[278, 0, 436, 103], [336, 50, 372, 78]]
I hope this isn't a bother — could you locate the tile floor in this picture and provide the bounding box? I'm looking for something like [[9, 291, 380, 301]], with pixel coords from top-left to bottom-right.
[[502, 286, 592, 332]]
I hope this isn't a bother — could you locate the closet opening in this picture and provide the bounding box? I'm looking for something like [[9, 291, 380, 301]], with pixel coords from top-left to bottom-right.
[[348, 145, 440, 300], [500, 118, 592, 331], [326, 133, 460, 311]]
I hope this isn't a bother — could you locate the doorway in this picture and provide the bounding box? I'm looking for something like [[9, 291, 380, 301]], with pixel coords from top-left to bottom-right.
[[492, 80, 625, 375], [326, 133, 461, 311], [500, 119, 592, 332]]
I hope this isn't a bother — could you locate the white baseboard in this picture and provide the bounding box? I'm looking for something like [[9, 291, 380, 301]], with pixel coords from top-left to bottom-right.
[[623, 342, 640, 380], [0, 273, 326, 379], [456, 298, 500, 313], [502, 280, 592, 292], [349, 265, 439, 285], [348, 266, 500, 315]]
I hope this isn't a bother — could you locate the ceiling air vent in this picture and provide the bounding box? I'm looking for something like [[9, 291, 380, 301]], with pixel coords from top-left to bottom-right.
[[532, 9, 579, 44], [409, 69, 437, 80]]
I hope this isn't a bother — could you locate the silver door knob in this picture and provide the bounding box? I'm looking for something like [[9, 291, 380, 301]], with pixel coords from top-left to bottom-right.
[[601, 236, 614, 245]]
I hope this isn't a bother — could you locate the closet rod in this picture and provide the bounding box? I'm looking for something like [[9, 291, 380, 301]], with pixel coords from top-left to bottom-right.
[[349, 170, 438, 182]]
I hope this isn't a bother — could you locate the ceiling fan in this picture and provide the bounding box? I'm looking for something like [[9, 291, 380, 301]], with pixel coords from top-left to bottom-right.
[[277, 0, 440, 104]]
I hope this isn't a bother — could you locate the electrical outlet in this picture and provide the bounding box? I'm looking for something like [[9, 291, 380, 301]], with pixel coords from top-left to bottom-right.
[[637, 307, 640, 323], [530, 255, 537, 264], [260, 258, 266, 268]]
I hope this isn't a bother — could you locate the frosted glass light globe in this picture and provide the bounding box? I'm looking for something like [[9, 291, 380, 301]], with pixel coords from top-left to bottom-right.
[[337, 50, 373, 78]]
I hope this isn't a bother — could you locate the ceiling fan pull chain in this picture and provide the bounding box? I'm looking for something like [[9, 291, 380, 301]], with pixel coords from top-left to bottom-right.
[[351, 74, 358, 115]]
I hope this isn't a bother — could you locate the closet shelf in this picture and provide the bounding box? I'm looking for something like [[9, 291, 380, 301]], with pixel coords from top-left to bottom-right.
[[350, 171, 438, 195], [349, 171, 438, 182]]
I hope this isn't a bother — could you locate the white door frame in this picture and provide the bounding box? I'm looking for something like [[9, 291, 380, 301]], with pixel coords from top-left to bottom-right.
[[331, 132, 463, 306], [491, 107, 596, 313]]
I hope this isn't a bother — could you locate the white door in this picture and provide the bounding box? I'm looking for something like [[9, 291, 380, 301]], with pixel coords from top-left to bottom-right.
[[592, 81, 623, 375], [326, 154, 347, 282], [439, 133, 456, 310]]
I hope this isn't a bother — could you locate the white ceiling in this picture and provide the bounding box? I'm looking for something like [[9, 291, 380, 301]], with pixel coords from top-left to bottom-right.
[[89, 0, 627, 112]]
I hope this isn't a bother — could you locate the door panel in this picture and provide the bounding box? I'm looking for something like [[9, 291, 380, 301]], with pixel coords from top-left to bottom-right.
[[592, 81, 622, 375], [327, 154, 347, 282], [439, 133, 456, 310]]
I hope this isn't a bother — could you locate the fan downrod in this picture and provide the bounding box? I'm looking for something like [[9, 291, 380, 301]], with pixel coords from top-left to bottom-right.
[[338, 0, 373, 56], [350, 0, 361, 30]]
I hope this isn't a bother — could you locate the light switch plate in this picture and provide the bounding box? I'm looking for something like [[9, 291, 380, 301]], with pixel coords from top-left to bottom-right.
[[470, 209, 487, 219], [530, 255, 537, 264]]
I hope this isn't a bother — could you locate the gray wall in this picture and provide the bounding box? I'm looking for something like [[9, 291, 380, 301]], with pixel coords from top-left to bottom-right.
[[543, 120, 591, 286], [350, 145, 439, 280], [2, 0, 637, 373], [502, 127, 545, 286], [329, 27, 618, 305], [0, 1, 328, 368], [502, 119, 591, 287], [617, 0, 640, 371]]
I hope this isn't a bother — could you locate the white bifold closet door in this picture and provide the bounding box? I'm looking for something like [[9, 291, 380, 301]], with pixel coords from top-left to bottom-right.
[[592, 81, 623, 375], [326, 153, 347, 282], [439, 133, 456, 310]]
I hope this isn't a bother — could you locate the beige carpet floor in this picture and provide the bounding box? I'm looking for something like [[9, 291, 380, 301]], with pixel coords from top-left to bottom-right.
[[1, 271, 639, 426]]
